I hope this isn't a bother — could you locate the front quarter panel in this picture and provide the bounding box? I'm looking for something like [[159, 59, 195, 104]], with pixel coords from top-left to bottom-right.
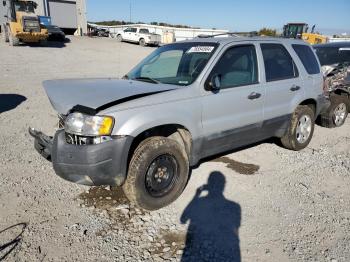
[[104, 97, 202, 141]]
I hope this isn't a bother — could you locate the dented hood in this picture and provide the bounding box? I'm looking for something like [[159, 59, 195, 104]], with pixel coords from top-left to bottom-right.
[[43, 78, 178, 114]]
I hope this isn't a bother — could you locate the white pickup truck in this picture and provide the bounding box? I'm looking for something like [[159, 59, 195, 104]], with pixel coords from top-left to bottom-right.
[[116, 27, 161, 47]]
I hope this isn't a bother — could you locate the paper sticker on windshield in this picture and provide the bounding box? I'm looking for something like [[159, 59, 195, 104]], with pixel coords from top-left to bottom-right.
[[187, 46, 215, 53]]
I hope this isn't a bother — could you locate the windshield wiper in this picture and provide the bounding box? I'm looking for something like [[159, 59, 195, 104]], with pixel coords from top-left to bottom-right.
[[132, 77, 160, 84]]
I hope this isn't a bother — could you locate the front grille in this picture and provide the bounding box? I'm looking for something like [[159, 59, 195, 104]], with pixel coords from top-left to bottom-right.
[[65, 132, 112, 145], [58, 114, 66, 129], [23, 18, 40, 32], [65, 133, 94, 145]]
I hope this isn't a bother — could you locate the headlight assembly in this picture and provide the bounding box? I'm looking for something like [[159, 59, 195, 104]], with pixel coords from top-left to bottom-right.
[[64, 112, 114, 136]]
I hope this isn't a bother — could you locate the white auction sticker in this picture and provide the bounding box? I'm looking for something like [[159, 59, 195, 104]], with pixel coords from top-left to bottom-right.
[[187, 46, 215, 53]]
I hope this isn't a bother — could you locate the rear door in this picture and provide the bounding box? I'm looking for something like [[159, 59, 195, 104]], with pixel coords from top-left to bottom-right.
[[200, 43, 265, 157], [291, 44, 323, 106], [259, 42, 305, 134]]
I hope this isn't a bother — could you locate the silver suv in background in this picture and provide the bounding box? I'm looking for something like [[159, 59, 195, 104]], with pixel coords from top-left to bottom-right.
[[30, 36, 329, 210]]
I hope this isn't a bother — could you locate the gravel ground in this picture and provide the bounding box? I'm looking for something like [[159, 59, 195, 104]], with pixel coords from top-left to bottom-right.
[[0, 36, 349, 262]]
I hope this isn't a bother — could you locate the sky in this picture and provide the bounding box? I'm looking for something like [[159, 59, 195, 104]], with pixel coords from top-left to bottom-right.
[[87, 0, 350, 35]]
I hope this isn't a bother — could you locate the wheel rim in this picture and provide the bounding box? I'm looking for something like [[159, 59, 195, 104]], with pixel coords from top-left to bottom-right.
[[145, 154, 178, 198], [333, 103, 347, 126], [296, 114, 312, 144], [140, 39, 145, 45]]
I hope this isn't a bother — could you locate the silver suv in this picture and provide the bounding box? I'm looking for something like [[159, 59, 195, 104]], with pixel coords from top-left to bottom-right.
[[30, 36, 329, 210]]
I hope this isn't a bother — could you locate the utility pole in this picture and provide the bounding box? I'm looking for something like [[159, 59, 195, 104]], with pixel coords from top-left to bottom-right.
[[129, 2, 132, 23]]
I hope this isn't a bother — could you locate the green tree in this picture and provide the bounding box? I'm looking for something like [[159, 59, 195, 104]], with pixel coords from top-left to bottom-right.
[[258, 28, 277, 37]]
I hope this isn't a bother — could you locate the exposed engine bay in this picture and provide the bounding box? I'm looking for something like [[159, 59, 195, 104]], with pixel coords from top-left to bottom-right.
[[322, 64, 350, 94]]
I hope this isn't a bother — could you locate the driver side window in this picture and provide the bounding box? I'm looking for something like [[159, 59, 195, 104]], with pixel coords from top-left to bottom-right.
[[208, 45, 259, 89]]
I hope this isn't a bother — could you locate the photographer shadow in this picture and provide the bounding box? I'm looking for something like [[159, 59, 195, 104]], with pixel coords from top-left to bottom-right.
[[180, 171, 241, 262]]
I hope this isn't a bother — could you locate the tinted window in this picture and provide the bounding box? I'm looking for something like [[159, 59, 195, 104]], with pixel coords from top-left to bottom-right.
[[314, 47, 350, 66], [139, 29, 149, 34], [292, 44, 320, 74], [130, 28, 137, 33], [261, 43, 298, 82], [208, 45, 258, 89]]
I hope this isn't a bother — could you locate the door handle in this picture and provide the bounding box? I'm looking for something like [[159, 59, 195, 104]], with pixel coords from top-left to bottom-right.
[[248, 92, 261, 100], [290, 85, 301, 92]]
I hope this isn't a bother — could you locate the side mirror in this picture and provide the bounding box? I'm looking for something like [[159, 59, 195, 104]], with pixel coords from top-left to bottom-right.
[[2, 1, 6, 6], [206, 74, 221, 92]]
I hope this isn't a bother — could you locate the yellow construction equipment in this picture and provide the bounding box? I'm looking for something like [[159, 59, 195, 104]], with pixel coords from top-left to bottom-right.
[[283, 23, 328, 45], [1, 0, 48, 46]]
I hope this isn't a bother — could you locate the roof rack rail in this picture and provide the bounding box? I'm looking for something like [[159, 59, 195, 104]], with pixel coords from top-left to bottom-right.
[[197, 31, 259, 38]]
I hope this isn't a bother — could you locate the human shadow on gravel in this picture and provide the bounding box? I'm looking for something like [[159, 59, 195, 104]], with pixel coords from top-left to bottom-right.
[[0, 223, 27, 261], [180, 171, 241, 262], [0, 94, 27, 114]]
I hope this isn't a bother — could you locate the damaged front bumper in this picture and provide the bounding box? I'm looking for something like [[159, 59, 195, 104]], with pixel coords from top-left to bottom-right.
[[29, 128, 133, 186]]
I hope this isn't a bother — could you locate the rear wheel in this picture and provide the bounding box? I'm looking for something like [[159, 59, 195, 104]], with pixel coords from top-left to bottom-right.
[[116, 34, 123, 42], [280, 105, 315, 151], [139, 38, 146, 47], [319, 95, 348, 128], [123, 136, 189, 210]]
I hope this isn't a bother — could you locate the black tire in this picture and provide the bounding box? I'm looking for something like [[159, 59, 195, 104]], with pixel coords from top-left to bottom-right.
[[139, 38, 146, 47], [40, 39, 48, 46], [318, 95, 348, 128], [116, 34, 123, 42], [123, 136, 189, 210], [280, 105, 315, 151]]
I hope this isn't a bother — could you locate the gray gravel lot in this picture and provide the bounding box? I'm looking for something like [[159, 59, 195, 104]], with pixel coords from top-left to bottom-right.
[[0, 36, 349, 262]]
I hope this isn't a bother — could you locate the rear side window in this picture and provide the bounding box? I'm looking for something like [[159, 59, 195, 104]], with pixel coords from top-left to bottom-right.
[[292, 44, 320, 74], [261, 43, 298, 82], [208, 45, 259, 89]]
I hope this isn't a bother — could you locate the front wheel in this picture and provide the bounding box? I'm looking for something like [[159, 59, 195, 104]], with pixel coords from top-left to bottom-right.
[[123, 137, 189, 210], [8, 26, 20, 46], [280, 105, 315, 151], [2, 24, 9, 42]]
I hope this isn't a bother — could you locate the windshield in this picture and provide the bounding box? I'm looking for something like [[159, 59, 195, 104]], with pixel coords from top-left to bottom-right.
[[126, 42, 218, 86], [14, 2, 35, 13], [314, 47, 350, 66]]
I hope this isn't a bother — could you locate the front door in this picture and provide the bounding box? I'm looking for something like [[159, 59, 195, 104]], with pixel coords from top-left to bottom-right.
[[201, 43, 265, 157]]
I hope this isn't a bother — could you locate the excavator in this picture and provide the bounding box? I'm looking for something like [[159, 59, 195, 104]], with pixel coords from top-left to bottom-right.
[[1, 0, 48, 46], [283, 23, 328, 45]]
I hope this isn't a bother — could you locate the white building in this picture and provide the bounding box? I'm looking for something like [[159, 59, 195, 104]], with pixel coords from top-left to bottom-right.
[[36, 0, 87, 34], [89, 23, 229, 43]]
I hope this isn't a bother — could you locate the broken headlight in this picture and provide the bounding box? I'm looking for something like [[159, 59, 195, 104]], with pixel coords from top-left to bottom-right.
[[64, 112, 114, 137]]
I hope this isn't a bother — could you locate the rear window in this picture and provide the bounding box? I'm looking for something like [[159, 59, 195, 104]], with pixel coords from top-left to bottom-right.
[[292, 44, 320, 74], [261, 43, 299, 82]]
